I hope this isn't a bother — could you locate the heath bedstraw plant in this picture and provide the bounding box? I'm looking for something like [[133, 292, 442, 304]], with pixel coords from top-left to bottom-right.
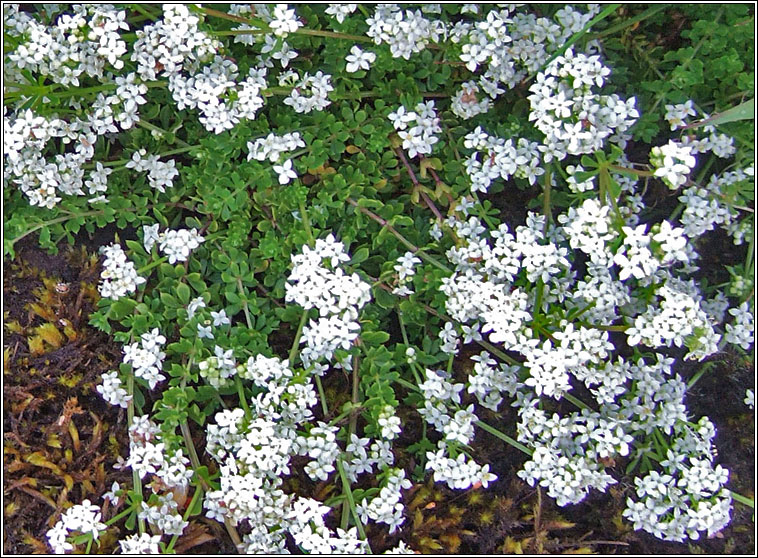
[[3, 4, 754, 554]]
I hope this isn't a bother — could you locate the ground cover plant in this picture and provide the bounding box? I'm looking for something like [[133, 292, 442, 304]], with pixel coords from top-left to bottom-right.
[[2, 3, 755, 554]]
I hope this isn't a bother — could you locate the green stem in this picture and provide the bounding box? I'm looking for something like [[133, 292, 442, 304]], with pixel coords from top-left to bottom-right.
[[609, 164, 654, 177], [288, 310, 310, 366], [563, 392, 591, 411], [342, 353, 361, 531], [298, 200, 315, 245], [10, 210, 105, 247], [336, 458, 371, 548], [533, 4, 621, 77], [126, 370, 146, 535], [164, 487, 204, 553], [315, 375, 329, 417], [475, 420, 533, 456], [137, 256, 167, 275], [136, 120, 191, 148], [730, 491, 755, 508], [587, 5, 668, 40], [235, 376, 252, 421], [346, 198, 452, 274], [179, 419, 244, 551], [236, 277, 254, 330], [542, 164, 553, 233]]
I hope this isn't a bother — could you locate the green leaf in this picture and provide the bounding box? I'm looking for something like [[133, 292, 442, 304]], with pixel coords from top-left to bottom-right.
[[176, 283, 191, 305], [374, 286, 396, 309], [362, 330, 390, 345], [350, 247, 369, 265], [681, 99, 754, 129]]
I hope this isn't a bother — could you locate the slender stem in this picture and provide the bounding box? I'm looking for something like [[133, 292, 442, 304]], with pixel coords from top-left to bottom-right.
[[136, 120, 191, 148], [563, 392, 591, 410], [542, 164, 553, 233], [609, 164, 654, 177], [236, 277, 253, 330], [164, 487, 204, 553], [531, 4, 621, 78], [587, 5, 668, 40], [235, 376, 252, 421], [342, 353, 361, 531], [137, 256, 167, 275], [180, 420, 243, 552], [314, 375, 329, 417], [200, 6, 374, 44], [288, 310, 310, 366], [346, 198, 452, 274], [126, 370, 146, 535], [336, 458, 371, 548], [420, 190, 444, 222], [10, 210, 105, 247], [395, 147, 420, 187], [298, 200, 315, 245], [730, 491, 755, 508]]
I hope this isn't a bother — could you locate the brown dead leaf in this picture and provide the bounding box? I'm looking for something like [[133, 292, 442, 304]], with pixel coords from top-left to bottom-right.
[[173, 523, 216, 553]]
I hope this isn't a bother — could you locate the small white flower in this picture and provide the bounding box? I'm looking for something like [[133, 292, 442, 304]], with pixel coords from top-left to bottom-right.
[[273, 158, 298, 184], [197, 323, 214, 339], [345, 45, 376, 73], [211, 309, 231, 327]]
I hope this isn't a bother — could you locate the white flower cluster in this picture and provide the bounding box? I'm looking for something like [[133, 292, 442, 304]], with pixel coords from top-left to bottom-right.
[[517, 407, 622, 506], [143, 224, 205, 264], [626, 280, 720, 361], [416, 368, 498, 490], [201, 364, 375, 553], [98, 243, 146, 300], [724, 301, 754, 351], [6, 4, 128, 84], [392, 251, 421, 296], [326, 4, 358, 25], [123, 328, 167, 390], [123, 415, 194, 494], [283, 70, 334, 114], [665, 101, 737, 158], [297, 422, 341, 481], [665, 100, 698, 130], [440, 214, 567, 352], [624, 417, 732, 542], [198, 346, 238, 388], [286, 497, 367, 554], [4, 73, 147, 207], [651, 140, 697, 189], [118, 533, 162, 554], [388, 101, 441, 158], [125, 149, 179, 193], [528, 49, 638, 159], [463, 126, 544, 192], [356, 469, 412, 534], [366, 5, 444, 60], [248, 131, 305, 163], [679, 166, 753, 240], [285, 234, 372, 367], [131, 5, 271, 134], [247, 131, 306, 184], [96, 370, 132, 408], [269, 4, 303, 37], [139, 494, 188, 536], [451, 80, 494, 119], [557, 198, 618, 266], [46, 500, 107, 554]]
